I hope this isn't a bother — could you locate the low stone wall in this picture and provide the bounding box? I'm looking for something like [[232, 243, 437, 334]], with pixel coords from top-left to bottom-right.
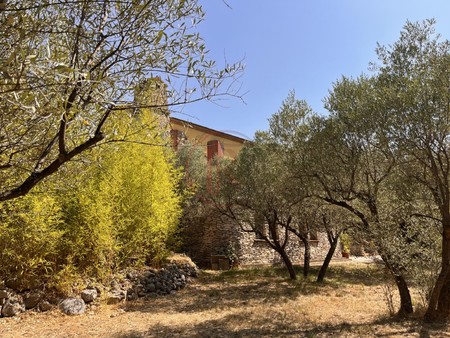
[[183, 206, 341, 269], [236, 231, 340, 266], [0, 256, 198, 318]]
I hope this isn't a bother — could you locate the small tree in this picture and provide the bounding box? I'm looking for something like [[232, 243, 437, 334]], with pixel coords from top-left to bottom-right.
[[211, 141, 302, 280], [174, 142, 210, 261]]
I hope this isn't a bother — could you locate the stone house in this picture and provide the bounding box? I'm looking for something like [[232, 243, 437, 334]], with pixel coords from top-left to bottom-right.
[[170, 117, 339, 269]]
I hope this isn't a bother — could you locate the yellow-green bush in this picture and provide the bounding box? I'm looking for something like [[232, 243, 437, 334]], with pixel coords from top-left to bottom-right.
[[56, 184, 117, 280], [0, 106, 182, 291], [105, 140, 182, 266], [54, 109, 182, 277], [0, 193, 63, 288]]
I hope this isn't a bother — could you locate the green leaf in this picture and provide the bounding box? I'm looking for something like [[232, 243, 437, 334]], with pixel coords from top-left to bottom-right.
[[155, 30, 164, 44], [54, 65, 74, 73]]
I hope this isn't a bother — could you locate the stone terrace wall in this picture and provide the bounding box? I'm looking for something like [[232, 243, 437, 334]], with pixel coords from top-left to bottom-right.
[[0, 255, 198, 318], [182, 210, 241, 268], [183, 207, 340, 268], [236, 230, 339, 266]]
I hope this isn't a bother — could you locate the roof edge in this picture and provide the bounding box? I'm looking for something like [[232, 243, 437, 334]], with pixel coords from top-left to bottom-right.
[[169, 117, 249, 143]]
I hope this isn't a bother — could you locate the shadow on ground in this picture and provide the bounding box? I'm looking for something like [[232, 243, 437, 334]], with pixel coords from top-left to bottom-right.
[[112, 314, 448, 338], [122, 279, 305, 314], [114, 263, 448, 338]]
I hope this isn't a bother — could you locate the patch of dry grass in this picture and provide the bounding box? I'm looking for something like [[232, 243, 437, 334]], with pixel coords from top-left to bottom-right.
[[1, 261, 449, 337]]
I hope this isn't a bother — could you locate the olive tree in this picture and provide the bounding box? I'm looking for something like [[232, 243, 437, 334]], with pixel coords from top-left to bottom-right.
[[213, 92, 351, 281], [313, 20, 450, 319], [370, 19, 450, 321], [261, 92, 353, 280], [211, 139, 304, 280], [305, 82, 416, 315], [0, 0, 242, 201]]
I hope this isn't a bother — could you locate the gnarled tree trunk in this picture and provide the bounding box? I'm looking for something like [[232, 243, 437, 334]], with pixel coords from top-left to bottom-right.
[[425, 225, 450, 322], [382, 255, 413, 316], [276, 248, 297, 280], [317, 230, 340, 283]]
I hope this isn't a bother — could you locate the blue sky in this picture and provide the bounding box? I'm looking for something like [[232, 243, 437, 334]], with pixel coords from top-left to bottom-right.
[[173, 1, 450, 140]]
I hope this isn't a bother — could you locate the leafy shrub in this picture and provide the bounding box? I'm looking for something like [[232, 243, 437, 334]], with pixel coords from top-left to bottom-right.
[[0, 107, 183, 291], [0, 193, 63, 289]]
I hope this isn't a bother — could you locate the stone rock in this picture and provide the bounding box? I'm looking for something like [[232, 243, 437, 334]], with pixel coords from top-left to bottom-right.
[[39, 301, 52, 312], [81, 289, 98, 303], [59, 298, 86, 315], [147, 283, 156, 293], [47, 295, 62, 305], [4, 278, 22, 292], [107, 292, 125, 305], [143, 271, 155, 278], [0, 289, 9, 299], [0, 256, 198, 316], [126, 289, 138, 301], [7, 292, 23, 305], [24, 293, 42, 309], [2, 301, 25, 317]]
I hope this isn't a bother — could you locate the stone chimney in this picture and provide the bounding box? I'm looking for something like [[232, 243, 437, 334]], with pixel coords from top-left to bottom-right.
[[207, 140, 224, 161], [134, 77, 168, 115]]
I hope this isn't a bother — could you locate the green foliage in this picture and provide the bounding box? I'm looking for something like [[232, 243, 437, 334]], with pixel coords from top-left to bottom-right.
[[47, 264, 85, 296], [56, 183, 117, 280], [109, 140, 182, 266], [0, 0, 241, 292], [0, 193, 63, 288], [319, 19, 449, 317], [175, 141, 208, 205], [57, 109, 182, 274], [0, 107, 183, 292], [174, 142, 210, 260]]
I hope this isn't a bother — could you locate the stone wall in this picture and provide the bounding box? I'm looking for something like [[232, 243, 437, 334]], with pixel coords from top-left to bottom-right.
[[181, 209, 241, 268], [0, 255, 198, 318], [183, 208, 340, 268], [236, 231, 339, 266]]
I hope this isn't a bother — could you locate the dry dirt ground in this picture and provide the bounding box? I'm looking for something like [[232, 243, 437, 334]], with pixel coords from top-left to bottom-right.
[[1, 260, 450, 338]]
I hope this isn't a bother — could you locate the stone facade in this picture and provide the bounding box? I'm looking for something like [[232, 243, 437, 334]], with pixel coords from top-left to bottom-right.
[[235, 231, 337, 266], [182, 210, 242, 268], [182, 208, 340, 269]]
